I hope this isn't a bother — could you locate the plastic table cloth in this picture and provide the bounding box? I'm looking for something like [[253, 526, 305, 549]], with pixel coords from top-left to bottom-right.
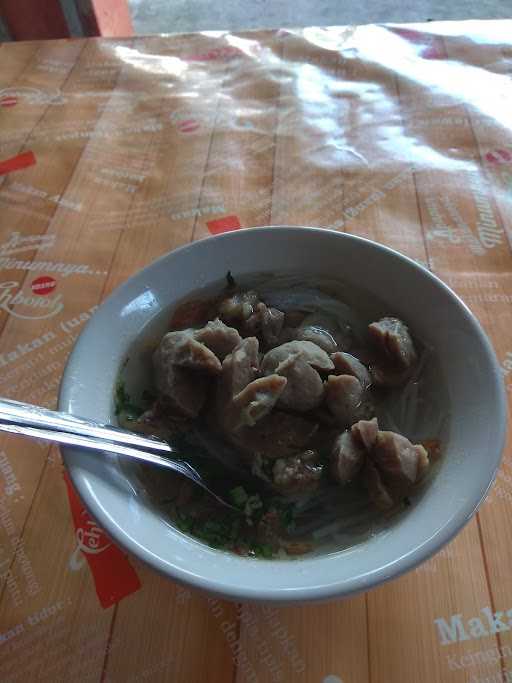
[[0, 20, 511, 683]]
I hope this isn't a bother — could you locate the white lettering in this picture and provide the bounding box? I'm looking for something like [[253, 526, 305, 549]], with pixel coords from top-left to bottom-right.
[[0, 623, 24, 643], [442, 196, 485, 255], [0, 257, 96, 278], [0, 451, 20, 496], [468, 173, 504, 249], [481, 607, 510, 634], [467, 617, 489, 638], [0, 282, 63, 320], [434, 614, 470, 645]]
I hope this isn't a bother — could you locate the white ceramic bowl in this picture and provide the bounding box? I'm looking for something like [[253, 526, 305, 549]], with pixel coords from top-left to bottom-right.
[[59, 227, 506, 602]]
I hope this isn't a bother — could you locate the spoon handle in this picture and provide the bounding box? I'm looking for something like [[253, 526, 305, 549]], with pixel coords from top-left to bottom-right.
[[0, 419, 187, 468], [0, 398, 239, 510], [0, 397, 173, 454]]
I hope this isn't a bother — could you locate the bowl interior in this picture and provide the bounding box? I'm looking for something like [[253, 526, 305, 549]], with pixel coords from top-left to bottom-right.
[[59, 227, 506, 601], [117, 269, 450, 558]]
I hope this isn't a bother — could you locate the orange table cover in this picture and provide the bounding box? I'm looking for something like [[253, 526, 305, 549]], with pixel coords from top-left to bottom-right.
[[0, 21, 511, 683]]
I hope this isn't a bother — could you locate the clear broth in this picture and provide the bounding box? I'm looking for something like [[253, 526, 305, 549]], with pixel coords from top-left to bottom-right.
[[116, 272, 449, 559]]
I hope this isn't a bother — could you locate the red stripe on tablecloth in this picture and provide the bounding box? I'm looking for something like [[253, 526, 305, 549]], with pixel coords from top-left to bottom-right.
[[0, 151, 36, 176], [206, 215, 241, 235], [63, 471, 141, 608]]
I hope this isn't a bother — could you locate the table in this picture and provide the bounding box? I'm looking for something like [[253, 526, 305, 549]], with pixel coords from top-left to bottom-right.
[[0, 20, 511, 683]]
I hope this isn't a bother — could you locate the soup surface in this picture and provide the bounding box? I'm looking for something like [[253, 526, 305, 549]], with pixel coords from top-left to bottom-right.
[[116, 273, 445, 559]]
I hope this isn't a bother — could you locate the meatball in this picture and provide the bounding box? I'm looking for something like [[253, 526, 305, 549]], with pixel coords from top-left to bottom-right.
[[331, 352, 371, 389], [156, 330, 222, 375], [194, 319, 242, 360], [372, 431, 429, 491], [368, 317, 418, 388], [232, 374, 287, 428], [325, 374, 375, 427], [330, 430, 366, 484]]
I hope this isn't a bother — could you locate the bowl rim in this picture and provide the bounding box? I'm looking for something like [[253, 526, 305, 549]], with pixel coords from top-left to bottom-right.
[[58, 226, 507, 602]]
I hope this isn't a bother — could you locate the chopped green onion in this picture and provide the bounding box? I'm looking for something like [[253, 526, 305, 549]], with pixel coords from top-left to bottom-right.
[[244, 494, 263, 522], [114, 380, 144, 418], [229, 485, 249, 508]]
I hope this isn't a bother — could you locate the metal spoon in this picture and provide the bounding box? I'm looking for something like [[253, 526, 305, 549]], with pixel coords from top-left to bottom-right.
[[0, 397, 240, 511]]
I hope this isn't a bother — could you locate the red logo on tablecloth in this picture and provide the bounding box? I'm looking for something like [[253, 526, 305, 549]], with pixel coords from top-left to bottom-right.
[[63, 472, 141, 608], [0, 95, 18, 108], [31, 276, 56, 296], [170, 110, 206, 135], [206, 215, 241, 235], [486, 148, 512, 164], [187, 46, 243, 62], [177, 119, 200, 134], [0, 280, 63, 319], [392, 27, 444, 59]]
